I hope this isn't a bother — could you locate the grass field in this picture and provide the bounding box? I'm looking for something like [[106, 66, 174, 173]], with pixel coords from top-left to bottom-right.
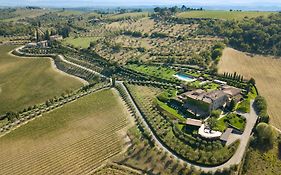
[[0, 45, 84, 115], [237, 86, 257, 113], [216, 114, 246, 131], [176, 10, 275, 20], [218, 47, 281, 129], [0, 89, 132, 175], [126, 64, 177, 81], [62, 36, 101, 49], [242, 135, 281, 175]]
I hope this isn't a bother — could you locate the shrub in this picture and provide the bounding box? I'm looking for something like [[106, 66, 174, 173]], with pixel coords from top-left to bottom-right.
[[256, 122, 274, 149]]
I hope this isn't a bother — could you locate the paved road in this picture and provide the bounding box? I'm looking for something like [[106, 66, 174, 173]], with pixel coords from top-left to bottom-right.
[[118, 82, 259, 172]]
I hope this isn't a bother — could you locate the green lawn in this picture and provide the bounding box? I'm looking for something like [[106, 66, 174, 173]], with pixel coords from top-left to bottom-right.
[[0, 45, 83, 115], [62, 36, 101, 49], [185, 71, 201, 78], [237, 86, 257, 113], [156, 99, 185, 122], [126, 64, 177, 81], [216, 113, 246, 131], [176, 11, 275, 20], [203, 82, 220, 91]]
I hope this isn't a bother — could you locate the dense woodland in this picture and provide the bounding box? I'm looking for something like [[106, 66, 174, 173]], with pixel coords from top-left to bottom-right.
[[0, 22, 32, 36], [198, 13, 281, 56]]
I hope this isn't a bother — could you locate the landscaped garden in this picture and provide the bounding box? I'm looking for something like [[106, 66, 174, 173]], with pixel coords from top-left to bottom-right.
[[237, 86, 257, 113], [126, 64, 178, 82], [62, 36, 101, 49], [216, 113, 246, 132], [125, 84, 239, 166]]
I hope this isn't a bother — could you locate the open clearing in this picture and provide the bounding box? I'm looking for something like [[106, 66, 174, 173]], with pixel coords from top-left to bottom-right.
[[218, 47, 281, 129], [0, 89, 131, 175], [176, 11, 275, 20], [0, 45, 84, 114], [62, 36, 101, 49]]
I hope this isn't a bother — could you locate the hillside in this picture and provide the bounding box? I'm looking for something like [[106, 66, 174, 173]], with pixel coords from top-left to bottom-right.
[[219, 47, 281, 129], [0, 45, 84, 115], [0, 89, 132, 175]]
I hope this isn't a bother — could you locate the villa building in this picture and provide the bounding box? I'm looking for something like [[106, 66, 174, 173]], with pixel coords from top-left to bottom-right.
[[26, 40, 49, 48], [222, 85, 243, 102], [178, 83, 243, 117], [179, 89, 228, 116]]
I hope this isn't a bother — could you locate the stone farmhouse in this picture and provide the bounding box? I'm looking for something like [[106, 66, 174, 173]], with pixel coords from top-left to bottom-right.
[[178, 85, 242, 117]]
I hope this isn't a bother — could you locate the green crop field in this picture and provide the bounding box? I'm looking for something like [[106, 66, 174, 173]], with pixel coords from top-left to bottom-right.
[[126, 64, 177, 81], [0, 45, 84, 115], [176, 10, 275, 20], [62, 36, 101, 49], [0, 89, 131, 175]]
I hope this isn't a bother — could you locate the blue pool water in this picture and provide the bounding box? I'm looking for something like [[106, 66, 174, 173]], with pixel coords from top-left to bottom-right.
[[174, 73, 196, 82]]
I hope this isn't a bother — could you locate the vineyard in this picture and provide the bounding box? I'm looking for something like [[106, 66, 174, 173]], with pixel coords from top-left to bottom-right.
[[0, 89, 131, 175], [92, 163, 141, 175], [53, 55, 100, 82]]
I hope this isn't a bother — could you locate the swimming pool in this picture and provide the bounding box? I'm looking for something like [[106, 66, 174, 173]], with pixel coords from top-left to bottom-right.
[[174, 73, 196, 82]]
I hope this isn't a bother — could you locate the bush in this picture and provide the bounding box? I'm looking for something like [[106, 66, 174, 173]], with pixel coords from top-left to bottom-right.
[[6, 112, 19, 122], [256, 122, 274, 149], [254, 95, 269, 123]]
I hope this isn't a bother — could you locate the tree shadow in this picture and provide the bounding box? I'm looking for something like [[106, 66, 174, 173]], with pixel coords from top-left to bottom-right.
[[164, 160, 172, 169], [278, 141, 281, 160]]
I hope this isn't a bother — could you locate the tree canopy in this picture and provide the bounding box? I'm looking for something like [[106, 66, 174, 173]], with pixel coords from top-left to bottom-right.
[[199, 13, 281, 56], [256, 122, 274, 148]]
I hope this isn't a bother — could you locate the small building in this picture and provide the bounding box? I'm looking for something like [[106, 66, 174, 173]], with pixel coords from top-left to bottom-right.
[[186, 118, 202, 128], [214, 79, 227, 85], [50, 35, 63, 41], [220, 128, 233, 143], [26, 42, 37, 48], [37, 40, 49, 48]]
